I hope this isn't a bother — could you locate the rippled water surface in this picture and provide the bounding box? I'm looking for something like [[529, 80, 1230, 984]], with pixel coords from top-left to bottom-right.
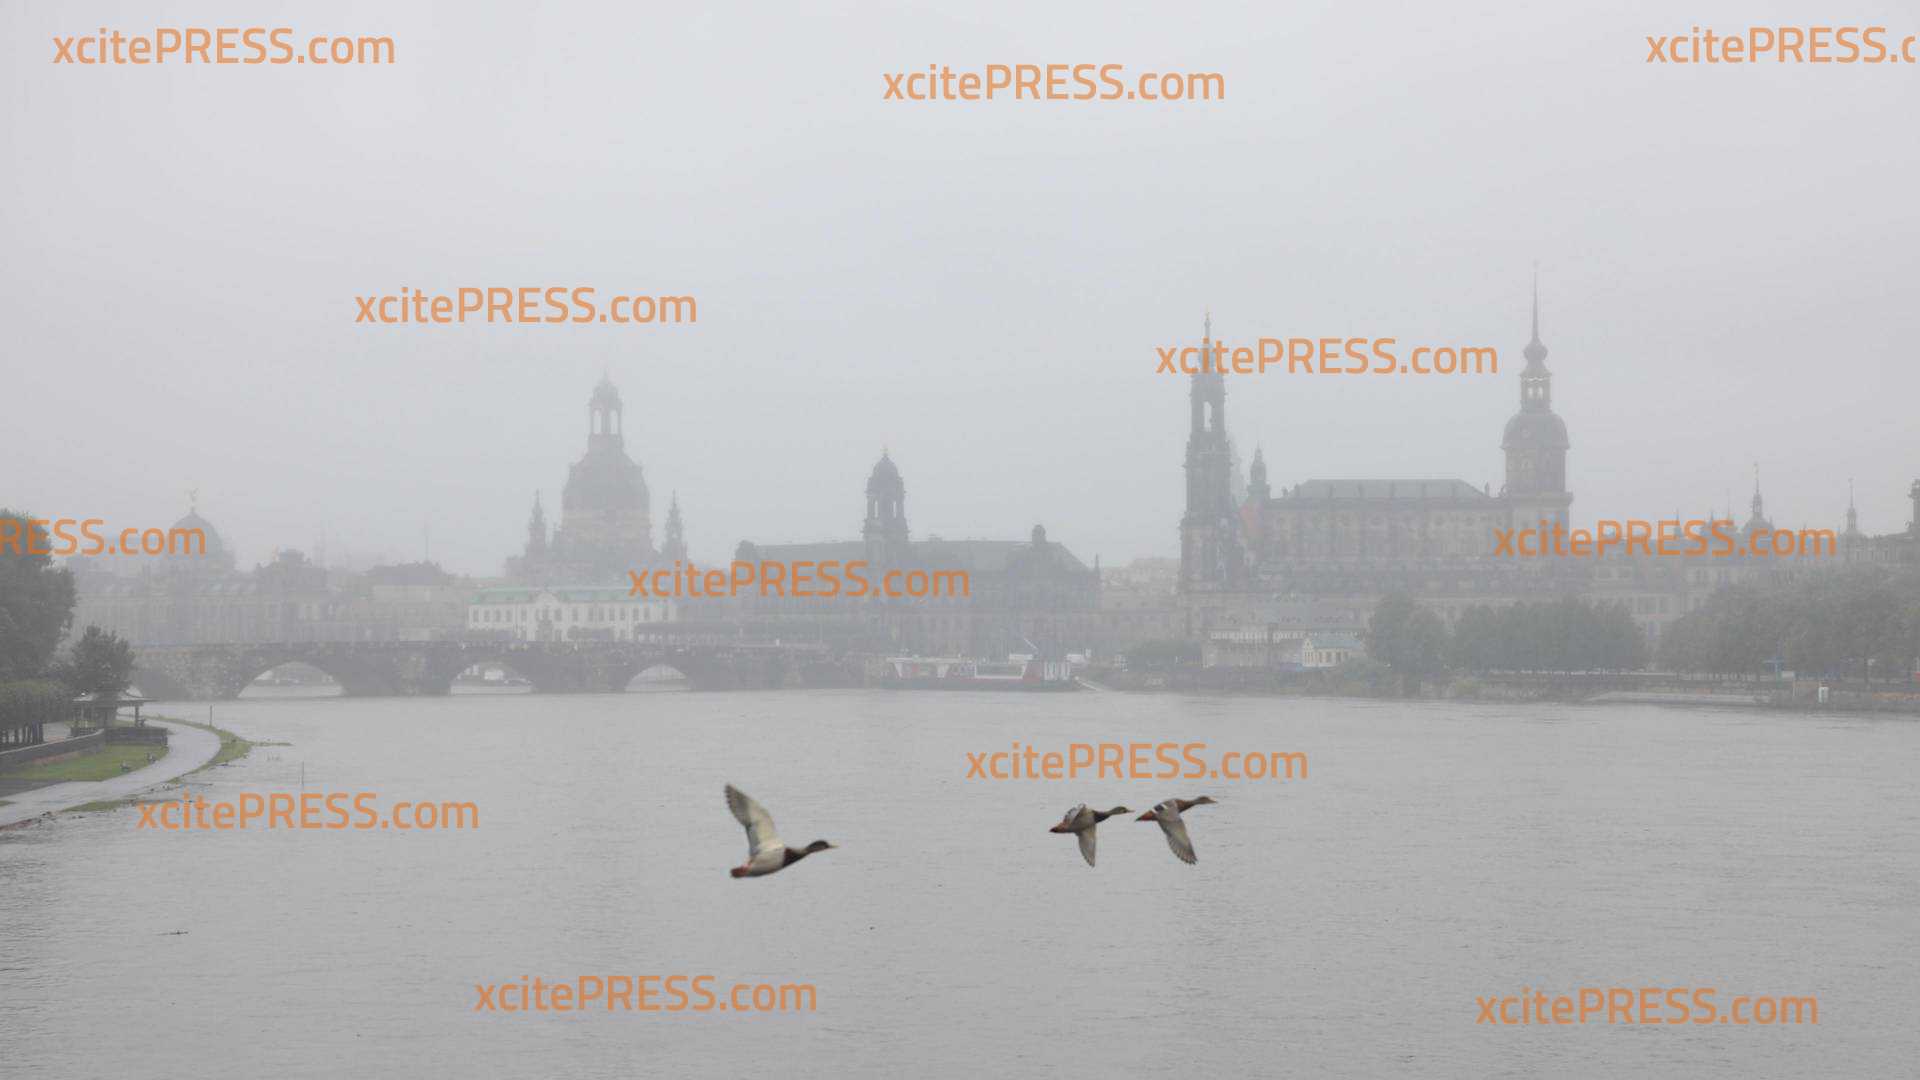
[[2, 691, 1915, 1078]]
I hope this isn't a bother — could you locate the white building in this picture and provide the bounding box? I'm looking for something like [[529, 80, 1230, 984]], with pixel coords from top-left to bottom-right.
[[466, 586, 676, 642], [1302, 632, 1363, 669]]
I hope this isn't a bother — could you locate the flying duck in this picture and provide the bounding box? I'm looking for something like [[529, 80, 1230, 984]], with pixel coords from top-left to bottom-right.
[[1048, 803, 1131, 867], [725, 784, 835, 878], [1137, 796, 1217, 864]]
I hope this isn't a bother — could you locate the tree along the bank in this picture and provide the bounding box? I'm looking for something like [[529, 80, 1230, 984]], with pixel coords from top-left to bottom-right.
[[1658, 567, 1920, 681], [66, 625, 135, 698], [1364, 594, 1448, 694], [1449, 596, 1646, 673], [1128, 638, 1201, 672], [0, 510, 76, 681]]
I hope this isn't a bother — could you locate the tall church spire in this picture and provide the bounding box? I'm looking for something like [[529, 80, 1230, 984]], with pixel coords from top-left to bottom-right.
[[1528, 264, 1542, 351], [1180, 311, 1242, 592], [525, 491, 548, 555], [1743, 463, 1771, 536], [662, 493, 688, 561], [1501, 270, 1571, 525], [1521, 265, 1550, 387]]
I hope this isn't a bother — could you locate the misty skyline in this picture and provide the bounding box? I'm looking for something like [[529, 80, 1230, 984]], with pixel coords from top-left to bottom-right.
[[6, 0, 1917, 576]]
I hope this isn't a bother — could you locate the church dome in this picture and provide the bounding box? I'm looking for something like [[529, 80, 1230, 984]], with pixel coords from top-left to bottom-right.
[[867, 451, 903, 494], [166, 508, 235, 570], [564, 453, 649, 513], [1501, 410, 1569, 450]]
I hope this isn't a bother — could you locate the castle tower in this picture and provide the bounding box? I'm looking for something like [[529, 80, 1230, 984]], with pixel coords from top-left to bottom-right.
[[1501, 273, 1572, 530], [863, 450, 909, 552], [1179, 312, 1245, 592]]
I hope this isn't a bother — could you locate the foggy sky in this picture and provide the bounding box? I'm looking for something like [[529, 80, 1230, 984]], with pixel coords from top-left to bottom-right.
[[5, 0, 1917, 575]]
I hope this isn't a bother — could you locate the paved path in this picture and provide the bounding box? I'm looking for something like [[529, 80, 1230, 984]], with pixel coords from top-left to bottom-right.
[[0, 720, 222, 827]]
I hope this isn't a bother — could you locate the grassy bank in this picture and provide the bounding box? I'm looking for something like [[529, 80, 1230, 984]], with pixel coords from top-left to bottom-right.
[[140, 716, 258, 773], [0, 743, 170, 784], [67, 716, 263, 813]]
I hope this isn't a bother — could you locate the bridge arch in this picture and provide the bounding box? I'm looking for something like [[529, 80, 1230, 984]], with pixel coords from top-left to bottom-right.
[[414, 649, 576, 696], [237, 661, 344, 698], [224, 649, 399, 699], [449, 658, 538, 694], [130, 639, 836, 700], [624, 661, 692, 691]]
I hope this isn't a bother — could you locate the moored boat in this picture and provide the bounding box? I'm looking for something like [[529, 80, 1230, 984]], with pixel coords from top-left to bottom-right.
[[879, 656, 1079, 691]]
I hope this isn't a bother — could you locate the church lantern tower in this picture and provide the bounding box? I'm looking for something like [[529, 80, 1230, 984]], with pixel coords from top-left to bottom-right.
[[1501, 274, 1573, 530]]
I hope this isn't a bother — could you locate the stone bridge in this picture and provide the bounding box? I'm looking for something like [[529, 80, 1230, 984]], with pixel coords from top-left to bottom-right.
[[130, 638, 852, 701]]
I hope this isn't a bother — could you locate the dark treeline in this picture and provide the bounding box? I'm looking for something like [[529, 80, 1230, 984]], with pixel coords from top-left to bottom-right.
[[1658, 567, 1920, 681], [1, 511, 136, 718], [1367, 593, 1647, 693], [1450, 596, 1646, 673]]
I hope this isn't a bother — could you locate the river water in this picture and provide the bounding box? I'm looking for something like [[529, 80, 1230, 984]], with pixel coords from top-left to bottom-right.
[[2, 690, 1914, 1078]]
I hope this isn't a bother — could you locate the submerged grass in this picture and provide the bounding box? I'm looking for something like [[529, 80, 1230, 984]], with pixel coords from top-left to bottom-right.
[[66, 716, 271, 813]]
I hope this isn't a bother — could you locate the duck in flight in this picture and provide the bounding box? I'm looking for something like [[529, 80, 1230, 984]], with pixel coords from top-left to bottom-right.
[[1048, 803, 1131, 867], [1138, 796, 1217, 864], [725, 784, 836, 878]]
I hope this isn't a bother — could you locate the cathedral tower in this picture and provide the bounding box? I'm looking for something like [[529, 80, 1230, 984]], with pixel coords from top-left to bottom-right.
[[1179, 313, 1245, 592]]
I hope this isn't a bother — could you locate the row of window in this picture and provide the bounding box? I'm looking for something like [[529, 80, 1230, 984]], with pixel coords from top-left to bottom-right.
[[471, 604, 670, 625]]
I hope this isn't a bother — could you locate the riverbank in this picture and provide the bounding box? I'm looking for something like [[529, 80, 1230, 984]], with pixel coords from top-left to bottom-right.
[[67, 716, 264, 812], [0, 711, 270, 826], [1088, 667, 1920, 715], [0, 718, 235, 829]]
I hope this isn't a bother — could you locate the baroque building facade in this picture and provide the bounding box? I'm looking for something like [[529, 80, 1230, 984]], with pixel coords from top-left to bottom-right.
[[1181, 286, 1583, 628], [69, 503, 472, 646], [734, 451, 1102, 657], [1173, 284, 1879, 649]]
